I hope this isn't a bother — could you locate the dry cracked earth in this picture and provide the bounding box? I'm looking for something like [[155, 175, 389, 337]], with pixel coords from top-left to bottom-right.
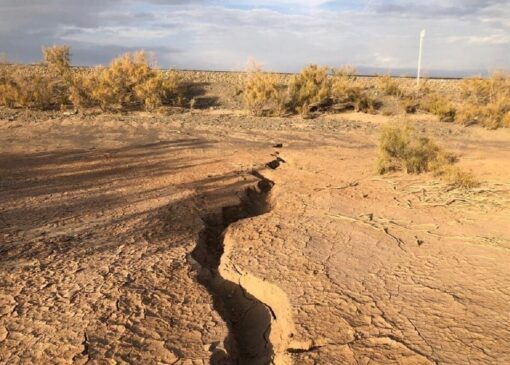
[[1, 109, 510, 365]]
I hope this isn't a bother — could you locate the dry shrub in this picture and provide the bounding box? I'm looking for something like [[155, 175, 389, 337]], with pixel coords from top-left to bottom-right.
[[0, 47, 180, 112], [438, 165, 479, 189], [376, 123, 442, 174], [43, 45, 71, 76], [42, 45, 72, 107], [331, 66, 376, 113], [457, 72, 510, 129], [456, 97, 510, 129], [0, 64, 20, 107], [243, 70, 286, 116], [377, 75, 403, 97], [289, 65, 331, 115], [135, 71, 180, 111], [90, 51, 179, 111], [419, 93, 456, 122], [377, 122, 478, 188], [399, 96, 418, 114], [0, 45, 71, 109], [69, 69, 101, 109]]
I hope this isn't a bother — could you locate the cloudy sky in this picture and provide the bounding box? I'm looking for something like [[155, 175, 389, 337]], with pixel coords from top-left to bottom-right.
[[0, 0, 509, 75]]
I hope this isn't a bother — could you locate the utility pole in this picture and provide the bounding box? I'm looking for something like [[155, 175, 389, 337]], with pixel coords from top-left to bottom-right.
[[417, 29, 426, 87]]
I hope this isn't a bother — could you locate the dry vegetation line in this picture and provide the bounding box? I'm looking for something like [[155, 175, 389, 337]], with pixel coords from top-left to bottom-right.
[[191, 157, 294, 365]]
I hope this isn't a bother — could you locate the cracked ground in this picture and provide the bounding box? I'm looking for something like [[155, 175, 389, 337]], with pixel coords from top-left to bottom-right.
[[1, 110, 510, 364]]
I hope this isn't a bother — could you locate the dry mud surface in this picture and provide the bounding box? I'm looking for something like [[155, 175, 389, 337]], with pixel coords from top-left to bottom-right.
[[1, 110, 510, 364]]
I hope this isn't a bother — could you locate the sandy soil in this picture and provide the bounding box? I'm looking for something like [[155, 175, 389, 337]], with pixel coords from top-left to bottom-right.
[[1, 108, 509, 364]]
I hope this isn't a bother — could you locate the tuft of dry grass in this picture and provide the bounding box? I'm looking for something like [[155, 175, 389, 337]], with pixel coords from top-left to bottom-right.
[[288, 65, 331, 115], [243, 69, 287, 116]]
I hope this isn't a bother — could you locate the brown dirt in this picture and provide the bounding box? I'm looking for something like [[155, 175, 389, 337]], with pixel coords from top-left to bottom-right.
[[1, 107, 509, 364]]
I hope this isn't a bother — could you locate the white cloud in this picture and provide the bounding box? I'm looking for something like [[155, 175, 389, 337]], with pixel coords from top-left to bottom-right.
[[0, 0, 508, 74]]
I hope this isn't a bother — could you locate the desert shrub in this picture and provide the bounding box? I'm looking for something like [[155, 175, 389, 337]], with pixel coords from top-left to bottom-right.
[[288, 65, 331, 115], [68, 69, 100, 109], [0, 46, 71, 109], [438, 165, 479, 189], [43, 45, 71, 76], [330, 66, 375, 113], [399, 96, 418, 114], [420, 93, 456, 122], [0, 64, 20, 107], [502, 112, 510, 127], [0, 48, 180, 112], [377, 75, 403, 97], [135, 71, 180, 111], [90, 51, 180, 111], [91, 52, 151, 111], [243, 70, 286, 116], [457, 73, 510, 129], [376, 122, 443, 174], [41, 45, 73, 107], [21, 72, 63, 109], [376, 122, 478, 188], [456, 96, 510, 129]]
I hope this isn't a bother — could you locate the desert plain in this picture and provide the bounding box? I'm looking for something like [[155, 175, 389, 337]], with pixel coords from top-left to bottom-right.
[[1, 71, 510, 365]]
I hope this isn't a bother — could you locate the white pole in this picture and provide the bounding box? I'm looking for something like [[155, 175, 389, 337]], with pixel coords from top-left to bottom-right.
[[417, 29, 426, 87]]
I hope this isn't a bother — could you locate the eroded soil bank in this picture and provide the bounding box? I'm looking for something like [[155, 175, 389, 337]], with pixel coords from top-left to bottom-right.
[[1, 110, 510, 364]]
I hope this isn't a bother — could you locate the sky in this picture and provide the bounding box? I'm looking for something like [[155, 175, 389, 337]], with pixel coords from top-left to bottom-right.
[[0, 0, 509, 76]]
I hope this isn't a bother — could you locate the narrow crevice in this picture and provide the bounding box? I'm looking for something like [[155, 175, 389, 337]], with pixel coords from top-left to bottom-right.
[[191, 166, 282, 365]]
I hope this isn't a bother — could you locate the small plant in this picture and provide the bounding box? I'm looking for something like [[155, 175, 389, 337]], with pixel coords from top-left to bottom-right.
[[376, 122, 443, 174], [243, 70, 286, 116], [288, 65, 331, 115]]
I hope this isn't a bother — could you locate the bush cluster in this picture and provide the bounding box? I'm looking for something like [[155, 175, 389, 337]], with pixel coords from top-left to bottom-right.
[[243, 64, 377, 116], [455, 73, 510, 129], [0, 46, 181, 112]]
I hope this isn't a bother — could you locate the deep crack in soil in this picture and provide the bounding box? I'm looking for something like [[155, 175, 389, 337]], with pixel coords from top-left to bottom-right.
[[191, 160, 284, 365]]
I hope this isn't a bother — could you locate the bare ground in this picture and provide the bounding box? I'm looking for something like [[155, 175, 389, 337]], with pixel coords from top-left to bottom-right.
[[1, 109, 509, 364]]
